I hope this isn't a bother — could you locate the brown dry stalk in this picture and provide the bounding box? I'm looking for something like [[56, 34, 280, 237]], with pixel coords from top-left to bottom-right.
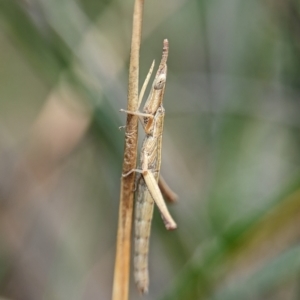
[[112, 0, 144, 299]]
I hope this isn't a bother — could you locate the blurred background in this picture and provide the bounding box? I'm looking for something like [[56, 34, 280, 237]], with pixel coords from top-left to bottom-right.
[[0, 0, 300, 299]]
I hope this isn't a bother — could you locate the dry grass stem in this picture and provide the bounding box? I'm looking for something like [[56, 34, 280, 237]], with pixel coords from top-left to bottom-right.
[[112, 0, 144, 299]]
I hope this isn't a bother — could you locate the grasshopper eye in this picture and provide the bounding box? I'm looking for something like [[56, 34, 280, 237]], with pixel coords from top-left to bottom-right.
[[156, 106, 164, 114], [154, 74, 166, 90]]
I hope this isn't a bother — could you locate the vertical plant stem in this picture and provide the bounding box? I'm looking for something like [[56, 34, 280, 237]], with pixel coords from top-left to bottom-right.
[[112, 0, 144, 299]]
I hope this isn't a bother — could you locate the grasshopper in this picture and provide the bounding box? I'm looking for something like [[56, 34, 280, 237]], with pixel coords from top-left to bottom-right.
[[121, 39, 177, 294]]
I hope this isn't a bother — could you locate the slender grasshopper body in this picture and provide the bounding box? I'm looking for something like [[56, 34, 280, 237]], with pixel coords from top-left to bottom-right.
[[134, 106, 175, 294], [121, 40, 176, 294]]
